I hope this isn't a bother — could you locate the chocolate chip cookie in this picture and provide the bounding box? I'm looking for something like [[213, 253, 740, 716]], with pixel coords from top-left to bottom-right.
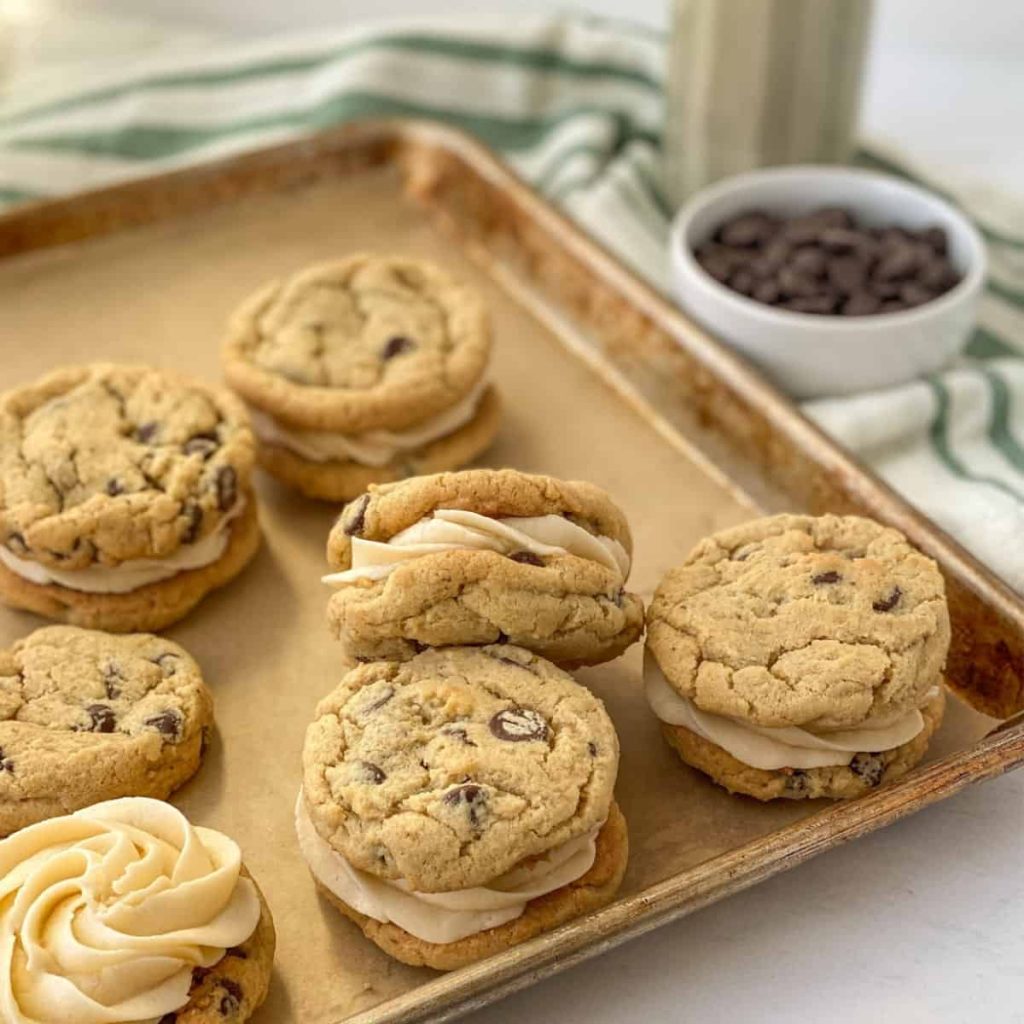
[[299, 645, 626, 969], [221, 254, 500, 501], [323, 468, 644, 666], [0, 625, 214, 834], [645, 514, 950, 800], [0, 363, 260, 632]]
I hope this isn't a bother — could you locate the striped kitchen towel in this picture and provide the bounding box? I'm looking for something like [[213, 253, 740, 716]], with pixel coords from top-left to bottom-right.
[[1, 14, 1023, 589]]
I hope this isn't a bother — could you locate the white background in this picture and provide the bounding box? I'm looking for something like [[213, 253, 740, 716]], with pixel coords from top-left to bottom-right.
[[6, 2, 1024, 1022]]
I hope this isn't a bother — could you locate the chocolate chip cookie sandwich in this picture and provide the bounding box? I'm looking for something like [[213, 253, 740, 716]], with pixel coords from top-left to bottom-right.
[[0, 625, 214, 836], [0, 364, 259, 632], [221, 254, 500, 501], [0, 797, 275, 1023], [323, 468, 644, 666], [298, 645, 627, 970], [645, 514, 949, 801]]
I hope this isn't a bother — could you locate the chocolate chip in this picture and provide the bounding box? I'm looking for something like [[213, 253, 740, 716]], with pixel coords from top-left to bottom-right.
[[144, 709, 182, 741], [692, 208, 959, 318], [135, 421, 159, 443], [509, 550, 544, 566], [717, 211, 777, 248], [489, 707, 549, 743], [812, 570, 842, 585], [152, 652, 181, 676], [226, 947, 248, 959], [783, 769, 809, 795], [791, 246, 828, 278], [105, 478, 124, 496], [343, 494, 370, 537], [219, 978, 243, 1015], [442, 726, 477, 746], [873, 586, 902, 612], [443, 784, 487, 827], [729, 267, 756, 296], [158, 1015, 177, 1024], [86, 704, 117, 733], [362, 686, 394, 714], [103, 661, 123, 699], [382, 335, 416, 360], [588, 741, 598, 757], [181, 502, 202, 544], [899, 282, 934, 307], [192, 966, 212, 984], [357, 761, 386, 784], [849, 752, 885, 787], [0, 747, 13, 773], [6, 533, 27, 556], [184, 433, 219, 459], [215, 466, 237, 511]]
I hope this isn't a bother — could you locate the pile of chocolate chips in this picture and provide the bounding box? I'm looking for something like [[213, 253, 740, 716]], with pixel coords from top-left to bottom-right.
[[694, 207, 961, 316]]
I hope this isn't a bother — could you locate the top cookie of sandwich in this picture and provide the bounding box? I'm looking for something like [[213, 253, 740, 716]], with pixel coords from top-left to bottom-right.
[[222, 255, 491, 433], [327, 468, 633, 567], [0, 364, 254, 569], [302, 645, 619, 892], [647, 514, 950, 730]]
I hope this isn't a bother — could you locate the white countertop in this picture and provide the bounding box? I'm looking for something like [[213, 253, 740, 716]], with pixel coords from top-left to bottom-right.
[[6, 2, 1023, 1021]]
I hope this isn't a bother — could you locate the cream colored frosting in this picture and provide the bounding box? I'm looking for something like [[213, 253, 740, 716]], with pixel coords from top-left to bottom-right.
[[0, 797, 261, 1024], [643, 651, 930, 771], [322, 509, 630, 587], [295, 792, 599, 945], [0, 499, 245, 595], [249, 378, 489, 467]]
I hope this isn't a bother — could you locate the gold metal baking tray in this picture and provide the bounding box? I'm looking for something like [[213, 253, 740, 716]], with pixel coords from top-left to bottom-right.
[[0, 121, 1021, 1023]]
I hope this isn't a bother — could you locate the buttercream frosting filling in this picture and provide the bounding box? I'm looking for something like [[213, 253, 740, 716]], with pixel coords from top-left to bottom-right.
[[0, 498, 246, 595], [644, 651, 931, 771], [322, 509, 630, 587], [0, 797, 261, 1024], [249, 378, 489, 467], [295, 792, 600, 945]]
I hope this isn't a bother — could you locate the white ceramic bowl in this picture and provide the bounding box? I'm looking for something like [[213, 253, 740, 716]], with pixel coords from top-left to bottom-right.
[[668, 166, 986, 399]]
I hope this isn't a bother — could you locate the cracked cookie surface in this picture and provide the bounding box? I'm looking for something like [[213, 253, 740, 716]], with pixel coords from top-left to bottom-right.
[[0, 625, 213, 834], [647, 514, 950, 730], [222, 255, 491, 433], [302, 645, 619, 893], [0, 363, 254, 568], [325, 469, 644, 666]]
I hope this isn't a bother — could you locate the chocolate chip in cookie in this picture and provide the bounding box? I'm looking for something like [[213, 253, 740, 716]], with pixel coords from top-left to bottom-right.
[[144, 708, 183, 741], [381, 335, 416, 360], [873, 586, 902, 612], [489, 707, 549, 743], [85, 703, 117, 733], [343, 494, 370, 537], [216, 466, 238, 511], [849, 752, 885, 787], [219, 978, 244, 1015], [443, 783, 488, 828]]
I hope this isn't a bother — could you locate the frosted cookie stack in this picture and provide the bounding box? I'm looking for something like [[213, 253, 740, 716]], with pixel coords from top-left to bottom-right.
[[644, 514, 950, 801]]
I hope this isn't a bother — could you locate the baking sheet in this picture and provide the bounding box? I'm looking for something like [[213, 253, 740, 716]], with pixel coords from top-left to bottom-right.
[[0, 166, 1001, 1022]]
